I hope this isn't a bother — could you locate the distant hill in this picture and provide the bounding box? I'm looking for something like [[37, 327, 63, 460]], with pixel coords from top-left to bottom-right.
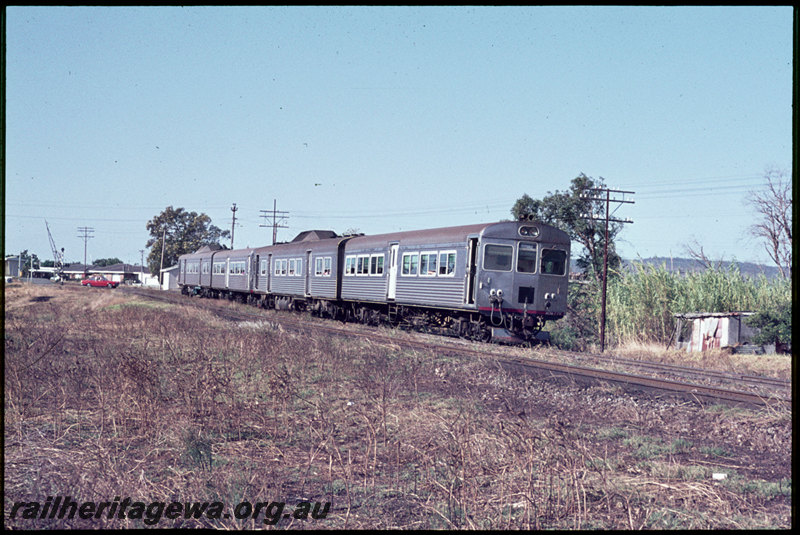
[[570, 257, 786, 279], [627, 257, 786, 279]]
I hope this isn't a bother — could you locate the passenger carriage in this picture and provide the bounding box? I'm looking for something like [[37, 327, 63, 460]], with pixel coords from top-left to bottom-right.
[[251, 234, 347, 309]]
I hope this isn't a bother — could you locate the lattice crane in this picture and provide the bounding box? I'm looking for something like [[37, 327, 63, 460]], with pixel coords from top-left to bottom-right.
[[45, 220, 65, 283]]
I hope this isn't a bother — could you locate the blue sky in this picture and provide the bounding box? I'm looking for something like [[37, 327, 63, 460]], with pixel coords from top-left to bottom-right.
[[4, 6, 793, 267]]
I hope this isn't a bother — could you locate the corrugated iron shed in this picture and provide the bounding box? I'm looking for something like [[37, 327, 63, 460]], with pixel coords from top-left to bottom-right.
[[672, 312, 768, 353]]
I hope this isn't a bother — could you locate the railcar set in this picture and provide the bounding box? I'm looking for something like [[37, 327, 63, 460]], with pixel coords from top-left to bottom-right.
[[177, 220, 570, 343]]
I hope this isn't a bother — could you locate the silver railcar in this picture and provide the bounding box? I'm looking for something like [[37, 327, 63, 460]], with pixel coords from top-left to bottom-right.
[[178, 220, 570, 342]]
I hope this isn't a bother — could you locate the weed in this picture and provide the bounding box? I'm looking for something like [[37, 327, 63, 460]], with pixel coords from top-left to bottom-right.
[[700, 445, 731, 458], [596, 426, 629, 440], [623, 435, 669, 459], [669, 437, 693, 453]]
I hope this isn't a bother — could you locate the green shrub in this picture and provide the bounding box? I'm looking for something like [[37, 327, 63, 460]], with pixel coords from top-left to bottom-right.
[[746, 303, 792, 349]]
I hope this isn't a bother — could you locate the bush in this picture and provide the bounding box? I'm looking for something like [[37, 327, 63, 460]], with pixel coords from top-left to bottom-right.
[[746, 303, 792, 350]]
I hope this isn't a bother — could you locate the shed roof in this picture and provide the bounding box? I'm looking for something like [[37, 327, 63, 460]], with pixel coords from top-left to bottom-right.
[[291, 230, 339, 242], [673, 312, 754, 319], [194, 244, 226, 253]]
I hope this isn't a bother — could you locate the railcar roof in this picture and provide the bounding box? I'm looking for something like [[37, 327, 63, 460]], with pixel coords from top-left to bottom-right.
[[180, 246, 256, 260], [345, 220, 569, 248], [179, 220, 569, 261], [345, 223, 488, 248], [253, 236, 346, 255]]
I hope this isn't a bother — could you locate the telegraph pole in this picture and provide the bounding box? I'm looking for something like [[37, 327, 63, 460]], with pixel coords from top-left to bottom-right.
[[139, 249, 145, 285], [159, 226, 167, 287], [260, 199, 289, 245], [580, 187, 634, 352], [230, 203, 238, 249], [77, 226, 94, 277]]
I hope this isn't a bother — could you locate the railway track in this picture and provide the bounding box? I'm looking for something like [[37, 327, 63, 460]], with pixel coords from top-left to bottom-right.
[[125, 287, 791, 410]]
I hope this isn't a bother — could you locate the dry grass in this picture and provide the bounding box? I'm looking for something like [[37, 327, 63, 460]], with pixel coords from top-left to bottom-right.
[[611, 340, 792, 380], [4, 283, 792, 529]]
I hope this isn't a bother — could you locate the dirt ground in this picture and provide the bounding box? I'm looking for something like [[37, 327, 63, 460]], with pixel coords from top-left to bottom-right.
[[4, 282, 793, 529]]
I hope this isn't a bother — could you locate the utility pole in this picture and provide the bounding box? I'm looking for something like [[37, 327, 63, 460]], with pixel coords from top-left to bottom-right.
[[77, 226, 94, 278], [139, 249, 145, 285], [230, 203, 238, 249], [259, 199, 289, 245], [159, 226, 167, 287], [580, 187, 634, 352]]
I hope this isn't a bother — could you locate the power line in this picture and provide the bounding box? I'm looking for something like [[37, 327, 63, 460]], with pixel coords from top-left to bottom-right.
[[230, 203, 238, 249], [77, 226, 94, 276], [260, 199, 289, 245], [580, 187, 635, 353]]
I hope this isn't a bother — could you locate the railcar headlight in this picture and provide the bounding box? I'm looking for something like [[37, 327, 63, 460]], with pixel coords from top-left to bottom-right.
[[496, 289, 503, 298], [489, 289, 497, 296], [518, 225, 540, 238]]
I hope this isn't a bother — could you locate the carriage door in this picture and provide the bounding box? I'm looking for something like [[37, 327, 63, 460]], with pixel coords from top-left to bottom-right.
[[305, 251, 312, 296], [251, 254, 258, 291], [466, 238, 478, 304], [267, 254, 273, 293], [387, 243, 399, 300], [225, 258, 230, 289]]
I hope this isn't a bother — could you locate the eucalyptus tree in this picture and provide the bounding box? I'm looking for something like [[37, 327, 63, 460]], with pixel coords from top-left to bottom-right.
[[145, 206, 230, 278]]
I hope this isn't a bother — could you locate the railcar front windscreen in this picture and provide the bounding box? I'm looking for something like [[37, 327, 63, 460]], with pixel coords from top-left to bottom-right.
[[484, 244, 513, 271], [516, 243, 537, 273], [540, 249, 567, 275]]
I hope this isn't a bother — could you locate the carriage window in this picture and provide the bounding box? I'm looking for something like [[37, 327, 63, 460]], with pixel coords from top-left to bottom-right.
[[517, 243, 537, 273], [260, 260, 268, 276], [438, 251, 456, 276], [356, 255, 370, 275], [483, 244, 513, 271], [540, 249, 567, 275], [420, 253, 438, 276], [401, 253, 419, 276], [315, 257, 332, 277], [370, 254, 384, 275], [229, 261, 245, 275]]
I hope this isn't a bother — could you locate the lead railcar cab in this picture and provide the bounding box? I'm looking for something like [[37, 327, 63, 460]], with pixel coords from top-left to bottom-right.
[[473, 221, 570, 342]]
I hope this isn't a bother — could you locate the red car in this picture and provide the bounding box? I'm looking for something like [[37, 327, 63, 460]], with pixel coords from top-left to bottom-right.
[[81, 274, 120, 288]]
